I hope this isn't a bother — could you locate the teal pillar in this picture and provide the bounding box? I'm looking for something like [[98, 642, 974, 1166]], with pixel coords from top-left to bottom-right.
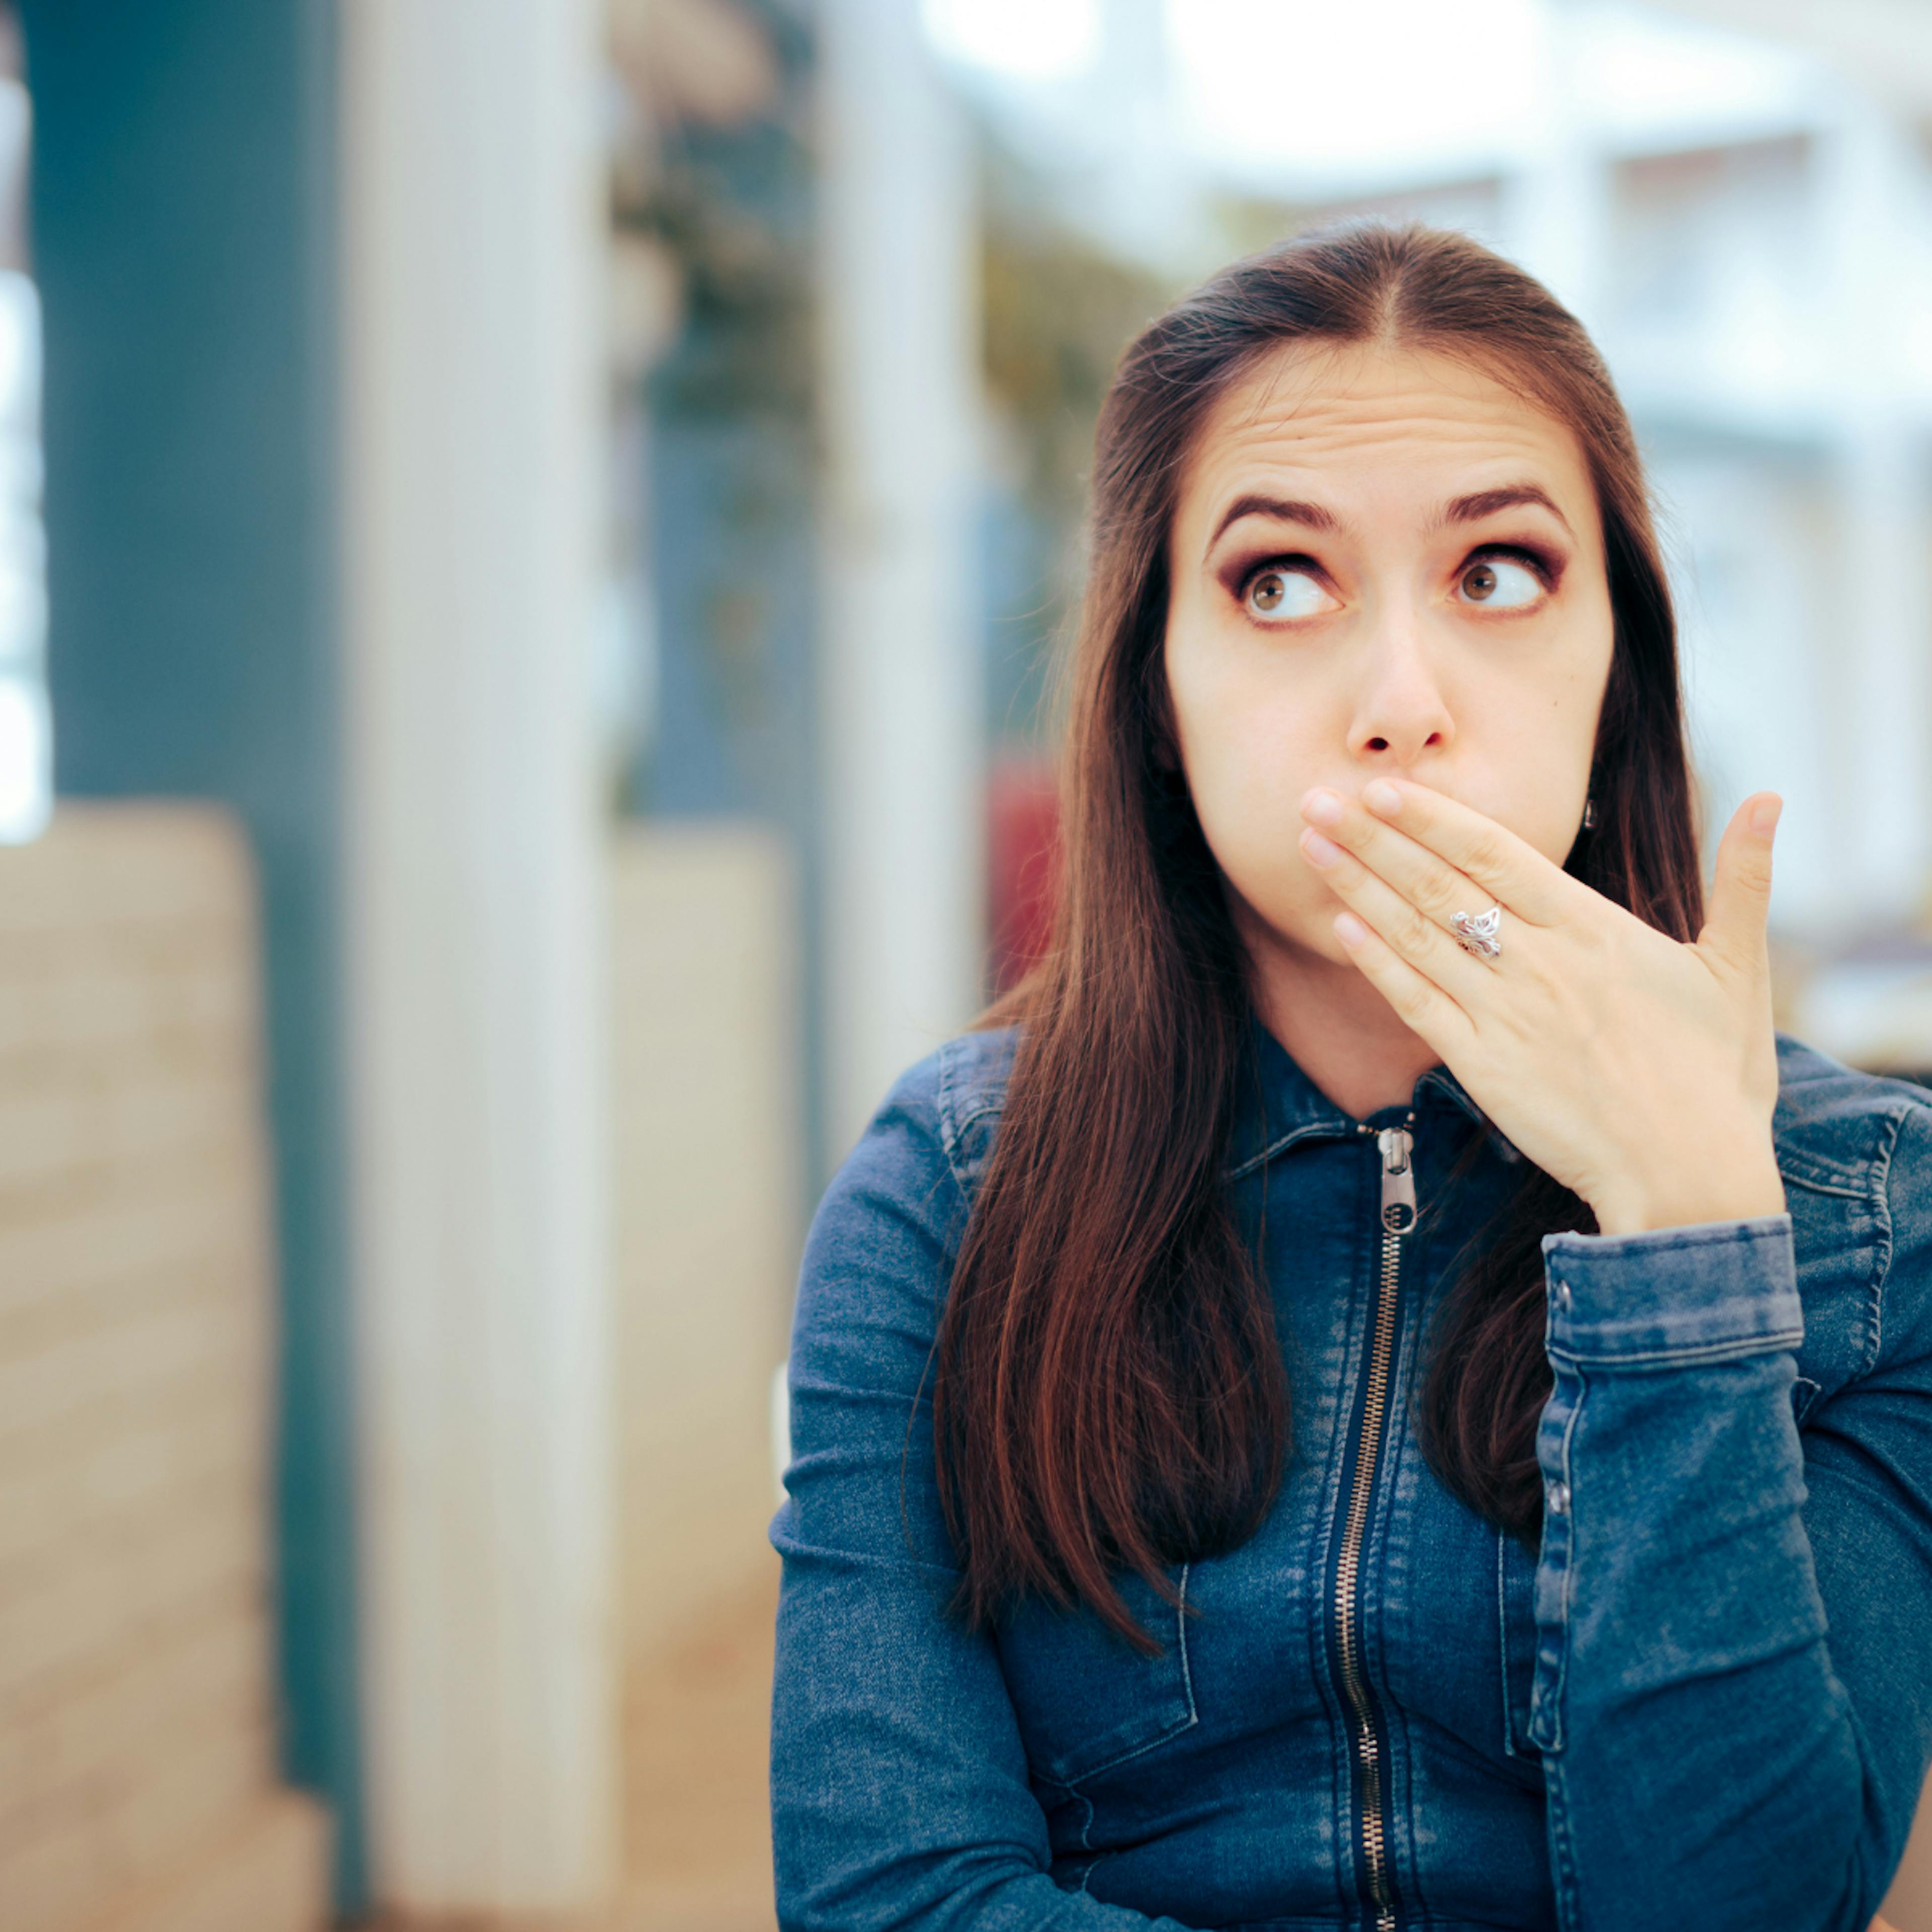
[[18, 0, 362, 1910]]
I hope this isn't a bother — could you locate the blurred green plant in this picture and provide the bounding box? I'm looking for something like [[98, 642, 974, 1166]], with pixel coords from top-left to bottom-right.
[[609, 0, 816, 426], [977, 144, 1178, 744], [981, 176, 1175, 535], [615, 150, 815, 423]]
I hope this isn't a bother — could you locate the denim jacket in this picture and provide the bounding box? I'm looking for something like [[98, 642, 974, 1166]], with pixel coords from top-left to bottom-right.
[[771, 1024, 1932, 1931]]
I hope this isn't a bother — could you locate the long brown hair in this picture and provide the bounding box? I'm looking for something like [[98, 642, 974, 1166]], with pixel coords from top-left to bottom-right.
[[932, 222, 1704, 1651]]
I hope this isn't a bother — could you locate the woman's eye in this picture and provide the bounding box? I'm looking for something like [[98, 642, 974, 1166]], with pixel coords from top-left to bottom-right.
[[1244, 567, 1333, 621], [1456, 555, 1544, 609]]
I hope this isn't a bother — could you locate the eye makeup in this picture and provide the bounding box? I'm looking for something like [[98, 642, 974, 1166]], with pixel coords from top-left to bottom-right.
[[1232, 552, 1324, 598], [1462, 538, 1566, 591]]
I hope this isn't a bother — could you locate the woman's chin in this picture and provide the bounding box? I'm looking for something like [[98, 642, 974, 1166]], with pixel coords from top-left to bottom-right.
[[1235, 899, 1359, 975]]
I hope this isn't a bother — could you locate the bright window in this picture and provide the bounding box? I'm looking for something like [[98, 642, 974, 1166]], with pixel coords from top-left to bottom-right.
[[0, 17, 46, 844]]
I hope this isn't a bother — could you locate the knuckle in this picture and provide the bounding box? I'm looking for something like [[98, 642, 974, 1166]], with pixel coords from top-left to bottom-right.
[[1568, 918, 1607, 959], [1409, 867, 1463, 919], [1463, 830, 1506, 879], [1393, 976, 1435, 1024], [1395, 904, 1436, 953]]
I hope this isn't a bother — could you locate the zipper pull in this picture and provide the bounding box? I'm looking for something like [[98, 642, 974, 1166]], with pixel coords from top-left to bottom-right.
[[1377, 1126, 1416, 1235]]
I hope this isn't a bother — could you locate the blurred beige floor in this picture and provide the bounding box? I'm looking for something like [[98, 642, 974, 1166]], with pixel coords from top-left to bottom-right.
[[359, 1561, 779, 1932], [621, 1562, 779, 1932], [609, 828, 793, 1932]]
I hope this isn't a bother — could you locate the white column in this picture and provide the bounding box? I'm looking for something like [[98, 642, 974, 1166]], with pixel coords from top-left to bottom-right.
[[1817, 99, 1932, 927], [341, 0, 615, 1913], [1087, 0, 1196, 271], [1500, 4, 1611, 333], [818, 0, 984, 1156]]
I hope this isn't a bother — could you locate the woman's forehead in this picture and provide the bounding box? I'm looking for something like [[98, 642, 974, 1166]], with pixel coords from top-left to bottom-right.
[[1179, 339, 1595, 536]]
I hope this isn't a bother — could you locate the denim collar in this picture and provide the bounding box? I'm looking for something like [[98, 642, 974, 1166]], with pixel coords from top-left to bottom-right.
[[1225, 1013, 1494, 1181]]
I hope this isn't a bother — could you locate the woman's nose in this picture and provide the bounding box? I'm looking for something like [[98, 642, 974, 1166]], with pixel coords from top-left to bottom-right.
[[1345, 627, 1455, 766]]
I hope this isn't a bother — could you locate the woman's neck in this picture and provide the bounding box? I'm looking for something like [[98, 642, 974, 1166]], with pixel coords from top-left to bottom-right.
[[1244, 921, 1442, 1122]]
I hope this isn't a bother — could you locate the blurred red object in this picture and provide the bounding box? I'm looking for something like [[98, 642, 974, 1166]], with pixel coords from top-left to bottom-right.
[[987, 758, 1062, 997]]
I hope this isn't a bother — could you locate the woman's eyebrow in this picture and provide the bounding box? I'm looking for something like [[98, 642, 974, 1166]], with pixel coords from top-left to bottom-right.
[[1435, 484, 1573, 534], [1206, 493, 1340, 551]]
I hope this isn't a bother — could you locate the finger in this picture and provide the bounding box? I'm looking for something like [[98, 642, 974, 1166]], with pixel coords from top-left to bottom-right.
[[1348, 778, 1582, 926], [1301, 825, 1498, 1000], [1302, 787, 1509, 935], [1700, 791, 1780, 975], [1332, 909, 1478, 1057]]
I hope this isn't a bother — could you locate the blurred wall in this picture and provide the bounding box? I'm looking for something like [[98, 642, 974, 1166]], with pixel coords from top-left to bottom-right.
[[0, 806, 327, 1932], [610, 823, 796, 1663], [15, 0, 359, 1904], [608, 822, 796, 1925]]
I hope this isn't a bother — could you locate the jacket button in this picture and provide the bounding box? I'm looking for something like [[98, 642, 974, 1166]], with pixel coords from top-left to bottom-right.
[[1552, 1278, 1572, 1313], [1547, 1480, 1571, 1515]]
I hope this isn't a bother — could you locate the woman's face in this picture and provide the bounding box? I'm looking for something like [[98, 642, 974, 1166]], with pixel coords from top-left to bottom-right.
[[1163, 339, 1616, 975]]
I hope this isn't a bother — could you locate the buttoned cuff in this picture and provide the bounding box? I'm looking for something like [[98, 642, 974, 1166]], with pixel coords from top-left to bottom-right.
[[1540, 1215, 1802, 1367]]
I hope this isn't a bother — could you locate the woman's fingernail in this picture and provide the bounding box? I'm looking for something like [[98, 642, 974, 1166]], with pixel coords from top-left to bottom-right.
[[1751, 795, 1782, 837], [1334, 911, 1368, 946], [1301, 788, 1343, 828], [1363, 779, 1401, 816], [1300, 828, 1341, 866]]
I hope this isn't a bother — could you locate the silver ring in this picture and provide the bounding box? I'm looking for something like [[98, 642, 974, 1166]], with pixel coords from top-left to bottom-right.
[[1451, 906, 1503, 959]]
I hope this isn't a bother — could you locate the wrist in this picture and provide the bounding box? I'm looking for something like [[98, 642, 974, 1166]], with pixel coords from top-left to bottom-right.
[[1591, 1160, 1787, 1238]]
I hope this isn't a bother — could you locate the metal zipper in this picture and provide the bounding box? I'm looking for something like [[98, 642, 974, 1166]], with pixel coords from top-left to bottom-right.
[[1334, 1119, 1415, 1932]]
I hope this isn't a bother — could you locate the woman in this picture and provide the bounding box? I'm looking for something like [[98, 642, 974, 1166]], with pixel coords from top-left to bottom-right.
[[770, 224, 1932, 1932]]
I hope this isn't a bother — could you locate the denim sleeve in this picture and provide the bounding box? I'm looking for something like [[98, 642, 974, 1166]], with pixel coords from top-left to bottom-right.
[[1532, 1111, 1932, 1932], [769, 1056, 1197, 1932]]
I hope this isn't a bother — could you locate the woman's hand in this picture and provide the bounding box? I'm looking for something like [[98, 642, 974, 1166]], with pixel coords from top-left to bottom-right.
[[1297, 777, 1787, 1236]]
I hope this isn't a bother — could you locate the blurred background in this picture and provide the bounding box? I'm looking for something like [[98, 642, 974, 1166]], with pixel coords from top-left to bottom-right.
[[3, 1, 1932, 1928]]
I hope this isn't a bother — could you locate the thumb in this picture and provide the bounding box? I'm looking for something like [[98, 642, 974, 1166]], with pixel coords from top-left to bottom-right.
[[1700, 791, 1781, 972]]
